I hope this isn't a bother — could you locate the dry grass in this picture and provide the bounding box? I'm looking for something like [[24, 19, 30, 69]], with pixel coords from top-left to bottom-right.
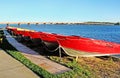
[[76, 57, 120, 78]]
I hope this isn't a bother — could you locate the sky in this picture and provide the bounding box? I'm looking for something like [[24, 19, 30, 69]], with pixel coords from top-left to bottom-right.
[[0, 0, 120, 22]]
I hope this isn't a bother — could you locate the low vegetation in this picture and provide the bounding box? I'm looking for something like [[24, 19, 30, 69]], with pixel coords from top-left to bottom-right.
[[49, 56, 120, 78]]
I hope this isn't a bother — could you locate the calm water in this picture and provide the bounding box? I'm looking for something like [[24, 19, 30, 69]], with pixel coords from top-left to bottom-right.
[[1, 24, 120, 44]]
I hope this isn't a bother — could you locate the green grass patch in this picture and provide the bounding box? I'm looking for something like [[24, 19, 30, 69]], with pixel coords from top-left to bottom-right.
[[49, 56, 94, 78]]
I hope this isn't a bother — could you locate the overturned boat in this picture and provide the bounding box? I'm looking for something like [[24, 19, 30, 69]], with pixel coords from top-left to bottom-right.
[[6, 26, 120, 57]]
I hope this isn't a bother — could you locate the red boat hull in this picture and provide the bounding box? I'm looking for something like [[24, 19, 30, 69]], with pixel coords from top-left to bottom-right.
[[57, 36, 120, 55], [6, 26, 120, 57]]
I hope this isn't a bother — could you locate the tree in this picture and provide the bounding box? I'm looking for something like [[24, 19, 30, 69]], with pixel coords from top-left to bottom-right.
[[114, 22, 120, 25]]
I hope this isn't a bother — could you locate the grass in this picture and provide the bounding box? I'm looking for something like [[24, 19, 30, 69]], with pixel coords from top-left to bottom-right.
[[49, 56, 95, 78]]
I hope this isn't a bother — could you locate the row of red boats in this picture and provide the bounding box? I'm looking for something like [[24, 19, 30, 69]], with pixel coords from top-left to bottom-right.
[[6, 26, 120, 57]]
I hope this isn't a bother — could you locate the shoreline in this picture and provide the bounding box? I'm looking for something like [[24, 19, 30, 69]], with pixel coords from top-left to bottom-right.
[[0, 22, 119, 26]]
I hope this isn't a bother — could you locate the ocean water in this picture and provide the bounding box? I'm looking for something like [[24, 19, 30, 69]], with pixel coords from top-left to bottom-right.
[[1, 24, 120, 44]]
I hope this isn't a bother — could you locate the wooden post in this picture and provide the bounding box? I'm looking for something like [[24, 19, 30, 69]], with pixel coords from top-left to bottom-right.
[[59, 47, 62, 61], [6, 23, 9, 26], [36, 23, 39, 26], [18, 23, 20, 26], [0, 38, 3, 44], [76, 56, 79, 61], [11, 31, 14, 36], [27, 23, 30, 26]]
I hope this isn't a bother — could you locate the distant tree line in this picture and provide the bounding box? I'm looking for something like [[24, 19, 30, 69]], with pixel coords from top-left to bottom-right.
[[114, 22, 120, 25]]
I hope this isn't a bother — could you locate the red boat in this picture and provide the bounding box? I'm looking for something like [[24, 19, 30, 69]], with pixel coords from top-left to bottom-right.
[[6, 26, 120, 57], [57, 36, 120, 56]]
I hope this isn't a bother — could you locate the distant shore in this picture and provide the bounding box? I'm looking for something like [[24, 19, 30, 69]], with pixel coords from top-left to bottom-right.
[[0, 21, 119, 25]]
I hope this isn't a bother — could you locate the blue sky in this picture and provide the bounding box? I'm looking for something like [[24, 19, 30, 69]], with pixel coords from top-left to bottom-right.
[[0, 0, 120, 22]]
